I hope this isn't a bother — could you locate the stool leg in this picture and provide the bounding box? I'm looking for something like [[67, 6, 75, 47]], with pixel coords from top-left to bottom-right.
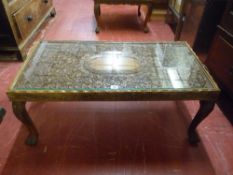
[[143, 3, 153, 33], [98, 4, 101, 16], [94, 3, 100, 33], [174, 15, 185, 40]]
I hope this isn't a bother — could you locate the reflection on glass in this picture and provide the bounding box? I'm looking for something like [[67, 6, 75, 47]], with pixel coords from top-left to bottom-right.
[[84, 51, 140, 74], [167, 68, 184, 88]]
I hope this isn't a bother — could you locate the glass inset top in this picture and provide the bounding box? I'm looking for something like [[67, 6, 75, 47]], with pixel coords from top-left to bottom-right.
[[12, 41, 218, 91]]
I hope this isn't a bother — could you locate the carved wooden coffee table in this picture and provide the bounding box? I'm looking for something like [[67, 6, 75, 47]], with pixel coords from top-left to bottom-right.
[[94, 0, 154, 33], [7, 41, 220, 146]]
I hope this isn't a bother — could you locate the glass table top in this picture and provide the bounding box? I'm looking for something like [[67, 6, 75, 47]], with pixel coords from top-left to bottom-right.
[[12, 41, 218, 92]]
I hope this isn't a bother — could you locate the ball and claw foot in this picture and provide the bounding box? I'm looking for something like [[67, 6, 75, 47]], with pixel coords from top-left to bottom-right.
[[144, 27, 149, 33], [25, 134, 38, 146], [95, 27, 100, 33], [188, 131, 200, 146]]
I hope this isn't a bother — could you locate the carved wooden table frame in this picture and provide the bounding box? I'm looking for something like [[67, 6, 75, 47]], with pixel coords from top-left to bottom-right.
[[7, 41, 220, 146], [94, 0, 154, 33]]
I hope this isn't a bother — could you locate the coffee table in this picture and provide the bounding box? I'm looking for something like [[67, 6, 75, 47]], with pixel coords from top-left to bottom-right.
[[7, 41, 220, 146]]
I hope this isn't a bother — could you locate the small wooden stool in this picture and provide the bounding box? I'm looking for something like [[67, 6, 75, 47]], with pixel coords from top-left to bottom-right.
[[94, 0, 154, 33]]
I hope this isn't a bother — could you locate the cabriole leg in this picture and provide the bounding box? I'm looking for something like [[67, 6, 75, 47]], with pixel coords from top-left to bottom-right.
[[12, 101, 38, 146], [188, 100, 215, 145]]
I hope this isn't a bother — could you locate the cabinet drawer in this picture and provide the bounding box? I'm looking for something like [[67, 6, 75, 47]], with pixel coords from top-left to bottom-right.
[[206, 31, 233, 96], [13, 0, 52, 39], [8, 0, 29, 13]]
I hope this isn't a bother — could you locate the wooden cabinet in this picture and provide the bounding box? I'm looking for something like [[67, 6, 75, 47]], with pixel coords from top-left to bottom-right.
[[205, 1, 233, 99], [0, 0, 55, 60], [207, 28, 233, 97], [166, 0, 186, 40], [204, 1, 233, 123], [166, 0, 227, 49]]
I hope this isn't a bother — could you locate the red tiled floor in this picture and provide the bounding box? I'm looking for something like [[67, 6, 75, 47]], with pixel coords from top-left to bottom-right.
[[1, 101, 216, 175], [0, 0, 232, 174], [0, 62, 22, 172]]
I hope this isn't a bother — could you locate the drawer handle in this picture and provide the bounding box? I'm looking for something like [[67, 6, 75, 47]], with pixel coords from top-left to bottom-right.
[[26, 15, 33, 22], [230, 66, 233, 76], [43, 0, 48, 3]]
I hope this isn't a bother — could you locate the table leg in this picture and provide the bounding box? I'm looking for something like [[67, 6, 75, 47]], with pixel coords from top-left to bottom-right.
[[12, 101, 38, 146], [94, 3, 100, 33], [143, 3, 153, 33], [188, 100, 215, 145], [174, 15, 185, 41], [138, 5, 141, 16]]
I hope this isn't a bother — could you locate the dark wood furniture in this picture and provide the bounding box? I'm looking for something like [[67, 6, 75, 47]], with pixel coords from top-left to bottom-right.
[[7, 41, 220, 146], [94, 0, 154, 33], [154, 0, 168, 9], [166, 0, 227, 50], [0, 0, 55, 60], [166, 0, 186, 40], [205, 1, 233, 122]]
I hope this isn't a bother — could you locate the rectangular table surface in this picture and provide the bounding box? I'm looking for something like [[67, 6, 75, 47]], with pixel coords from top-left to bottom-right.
[[8, 41, 220, 101]]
